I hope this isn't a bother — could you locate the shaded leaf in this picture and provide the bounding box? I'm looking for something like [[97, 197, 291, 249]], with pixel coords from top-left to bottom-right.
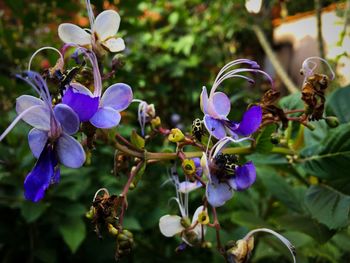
[[327, 85, 350, 124], [305, 185, 350, 229], [21, 201, 49, 223], [299, 123, 350, 180], [255, 125, 276, 153], [275, 214, 335, 243], [59, 217, 86, 253], [131, 130, 145, 149]]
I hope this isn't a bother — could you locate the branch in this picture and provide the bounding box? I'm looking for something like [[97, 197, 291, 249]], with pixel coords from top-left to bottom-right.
[[252, 24, 299, 94]]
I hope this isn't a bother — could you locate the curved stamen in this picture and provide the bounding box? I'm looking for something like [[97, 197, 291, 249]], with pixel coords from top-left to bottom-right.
[[211, 68, 274, 95], [214, 59, 260, 85], [302, 56, 335, 80], [92, 188, 110, 202], [16, 72, 52, 107], [62, 44, 102, 97], [209, 136, 253, 161], [28, 46, 64, 72], [132, 99, 148, 136], [85, 0, 95, 28], [243, 228, 296, 263]]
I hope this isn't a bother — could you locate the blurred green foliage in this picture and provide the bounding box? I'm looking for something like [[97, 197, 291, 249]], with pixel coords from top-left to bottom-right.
[[0, 0, 350, 263]]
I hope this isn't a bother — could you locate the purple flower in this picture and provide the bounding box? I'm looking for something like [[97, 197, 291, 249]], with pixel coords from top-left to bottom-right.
[[200, 59, 274, 139], [61, 48, 133, 128], [202, 137, 256, 207], [0, 71, 85, 202]]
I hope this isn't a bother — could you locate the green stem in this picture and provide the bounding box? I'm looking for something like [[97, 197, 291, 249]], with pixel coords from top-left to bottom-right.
[[115, 140, 295, 162]]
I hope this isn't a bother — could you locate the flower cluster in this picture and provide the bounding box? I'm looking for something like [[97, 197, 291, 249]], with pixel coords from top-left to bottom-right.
[[1, 0, 339, 261], [0, 1, 133, 202]]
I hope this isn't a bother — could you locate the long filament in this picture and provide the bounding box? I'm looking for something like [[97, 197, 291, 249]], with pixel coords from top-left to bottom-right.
[[28, 46, 64, 72]]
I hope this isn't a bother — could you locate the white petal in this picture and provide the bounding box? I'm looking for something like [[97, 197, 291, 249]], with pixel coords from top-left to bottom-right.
[[93, 10, 121, 41], [56, 133, 85, 168], [159, 215, 184, 237], [102, 37, 125, 52], [178, 181, 201, 194], [58, 23, 91, 46], [191, 206, 205, 225], [28, 128, 48, 158], [191, 206, 207, 237], [70, 83, 94, 97]]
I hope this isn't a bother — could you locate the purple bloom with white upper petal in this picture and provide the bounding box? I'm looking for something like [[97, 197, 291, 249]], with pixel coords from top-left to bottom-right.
[[202, 137, 256, 207], [0, 71, 85, 202], [61, 47, 133, 128], [200, 59, 274, 139]]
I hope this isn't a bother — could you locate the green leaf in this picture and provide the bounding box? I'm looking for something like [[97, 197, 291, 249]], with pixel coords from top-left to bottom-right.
[[123, 216, 142, 231], [327, 85, 350, 123], [255, 125, 276, 153], [59, 217, 86, 253], [231, 211, 272, 229], [305, 185, 350, 229], [303, 120, 329, 148], [131, 129, 145, 149], [275, 214, 335, 243], [279, 92, 303, 111], [21, 201, 50, 223], [260, 169, 306, 213], [299, 123, 350, 179]]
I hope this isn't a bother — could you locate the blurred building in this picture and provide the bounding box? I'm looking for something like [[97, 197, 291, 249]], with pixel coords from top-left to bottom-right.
[[272, 3, 350, 87]]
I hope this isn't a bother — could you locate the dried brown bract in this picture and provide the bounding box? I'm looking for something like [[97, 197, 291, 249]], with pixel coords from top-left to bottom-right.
[[259, 89, 288, 129], [301, 73, 328, 121]]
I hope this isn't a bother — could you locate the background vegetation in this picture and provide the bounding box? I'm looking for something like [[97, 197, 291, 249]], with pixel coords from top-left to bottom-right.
[[0, 0, 349, 262]]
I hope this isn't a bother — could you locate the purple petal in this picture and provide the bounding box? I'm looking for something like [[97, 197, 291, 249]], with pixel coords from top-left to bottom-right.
[[228, 161, 256, 191], [16, 95, 51, 131], [192, 157, 203, 176], [56, 133, 85, 168], [28, 128, 48, 158], [101, 83, 133, 111], [24, 145, 56, 202], [203, 115, 226, 139], [53, 104, 80, 135], [210, 92, 231, 118], [62, 86, 99, 122], [206, 180, 233, 207], [235, 105, 262, 136], [90, 107, 121, 128], [52, 167, 61, 184], [200, 86, 209, 114]]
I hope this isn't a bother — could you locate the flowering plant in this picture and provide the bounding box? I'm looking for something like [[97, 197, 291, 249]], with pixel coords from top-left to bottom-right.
[[1, 1, 349, 262]]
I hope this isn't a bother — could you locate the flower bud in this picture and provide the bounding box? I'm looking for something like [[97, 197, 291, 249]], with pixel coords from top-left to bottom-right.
[[182, 159, 196, 176], [85, 206, 95, 219], [180, 217, 191, 228], [270, 133, 280, 145], [146, 104, 156, 118], [107, 223, 119, 236], [305, 122, 316, 131], [325, 116, 339, 128], [197, 210, 209, 225], [168, 128, 185, 142], [201, 241, 212, 249], [151, 116, 161, 129], [226, 237, 254, 263]]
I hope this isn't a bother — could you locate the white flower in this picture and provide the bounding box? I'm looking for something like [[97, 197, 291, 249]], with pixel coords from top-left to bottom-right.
[[159, 168, 207, 246], [58, 1, 125, 54], [159, 205, 207, 246]]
